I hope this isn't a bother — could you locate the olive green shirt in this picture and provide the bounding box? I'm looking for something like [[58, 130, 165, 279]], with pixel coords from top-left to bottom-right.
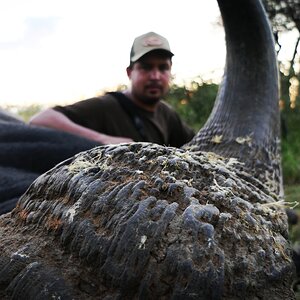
[[53, 93, 194, 147]]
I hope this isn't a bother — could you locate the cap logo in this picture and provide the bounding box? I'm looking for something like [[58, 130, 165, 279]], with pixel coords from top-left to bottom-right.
[[142, 36, 163, 47]]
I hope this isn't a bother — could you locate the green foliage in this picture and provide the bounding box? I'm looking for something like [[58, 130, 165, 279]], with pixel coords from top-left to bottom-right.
[[166, 80, 218, 131], [285, 184, 300, 206], [6, 104, 43, 122], [286, 184, 300, 253], [277, 71, 300, 185], [285, 185, 300, 261], [281, 106, 300, 184]]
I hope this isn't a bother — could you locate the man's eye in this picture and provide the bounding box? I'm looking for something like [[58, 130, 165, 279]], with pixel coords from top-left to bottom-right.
[[143, 65, 152, 71], [159, 65, 170, 72], [140, 64, 151, 70]]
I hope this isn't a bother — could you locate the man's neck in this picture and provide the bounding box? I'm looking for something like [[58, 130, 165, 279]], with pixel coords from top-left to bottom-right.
[[123, 90, 158, 112]]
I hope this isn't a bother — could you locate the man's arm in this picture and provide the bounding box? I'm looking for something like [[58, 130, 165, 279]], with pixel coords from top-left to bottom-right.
[[29, 108, 133, 144]]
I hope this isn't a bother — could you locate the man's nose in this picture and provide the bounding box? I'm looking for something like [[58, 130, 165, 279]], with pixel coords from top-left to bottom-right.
[[149, 69, 160, 80]]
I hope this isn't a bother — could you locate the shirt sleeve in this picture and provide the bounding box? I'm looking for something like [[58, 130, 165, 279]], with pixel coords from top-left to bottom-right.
[[53, 97, 105, 129]]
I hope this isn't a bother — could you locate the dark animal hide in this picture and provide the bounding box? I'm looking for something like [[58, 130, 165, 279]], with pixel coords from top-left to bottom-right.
[[0, 143, 296, 299], [0, 0, 297, 298], [0, 111, 100, 214]]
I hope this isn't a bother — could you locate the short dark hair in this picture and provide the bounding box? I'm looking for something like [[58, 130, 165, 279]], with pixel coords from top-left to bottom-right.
[[128, 49, 173, 69]]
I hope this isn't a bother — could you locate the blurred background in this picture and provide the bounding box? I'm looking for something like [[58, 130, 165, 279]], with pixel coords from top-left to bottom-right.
[[0, 0, 225, 106]]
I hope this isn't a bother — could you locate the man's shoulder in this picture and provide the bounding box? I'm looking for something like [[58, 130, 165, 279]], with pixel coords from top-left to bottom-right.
[[90, 93, 119, 102], [53, 93, 121, 117], [157, 100, 178, 116], [77, 93, 120, 107]]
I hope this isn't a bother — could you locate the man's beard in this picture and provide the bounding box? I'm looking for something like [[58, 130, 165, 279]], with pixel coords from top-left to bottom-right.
[[138, 95, 160, 106], [139, 84, 167, 105]]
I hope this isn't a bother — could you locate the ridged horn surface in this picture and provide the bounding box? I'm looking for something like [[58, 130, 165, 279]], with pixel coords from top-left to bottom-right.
[[184, 0, 281, 195]]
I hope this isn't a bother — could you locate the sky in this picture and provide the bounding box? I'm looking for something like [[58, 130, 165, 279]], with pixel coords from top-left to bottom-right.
[[0, 0, 227, 107], [0, 0, 297, 107]]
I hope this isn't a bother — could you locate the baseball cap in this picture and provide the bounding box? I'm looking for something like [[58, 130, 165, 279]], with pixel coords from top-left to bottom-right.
[[130, 32, 174, 63]]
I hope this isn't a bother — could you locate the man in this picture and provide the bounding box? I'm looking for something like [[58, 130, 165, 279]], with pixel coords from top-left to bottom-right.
[[30, 32, 195, 147]]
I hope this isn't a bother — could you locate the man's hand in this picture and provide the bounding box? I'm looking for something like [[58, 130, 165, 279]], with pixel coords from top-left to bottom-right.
[[96, 134, 133, 144]]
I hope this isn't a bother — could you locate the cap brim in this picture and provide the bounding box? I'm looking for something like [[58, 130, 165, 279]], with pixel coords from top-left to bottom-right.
[[131, 48, 174, 63]]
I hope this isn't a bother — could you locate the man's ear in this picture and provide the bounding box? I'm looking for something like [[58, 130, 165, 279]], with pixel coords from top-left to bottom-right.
[[126, 67, 132, 78]]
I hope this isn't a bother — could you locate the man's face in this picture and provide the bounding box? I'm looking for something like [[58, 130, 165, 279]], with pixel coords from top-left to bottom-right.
[[127, 52, 172, 107]]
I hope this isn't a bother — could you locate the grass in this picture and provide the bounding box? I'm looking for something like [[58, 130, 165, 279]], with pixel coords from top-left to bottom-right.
[[285, 184, 300, 206], [286, 184, 300, 246], [285, 184, 300, 300]]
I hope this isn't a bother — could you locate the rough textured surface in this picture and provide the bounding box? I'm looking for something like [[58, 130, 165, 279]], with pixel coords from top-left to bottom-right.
[[0, 0, 296, 298], [184, 0, 282, 196], [0, 144, 295, 299]]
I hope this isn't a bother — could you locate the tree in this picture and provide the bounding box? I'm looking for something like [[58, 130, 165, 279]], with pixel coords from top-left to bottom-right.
[[262, 0, 300, 52], [262, 1, 300, 30], [261, 1, 300, 186], [262, 0, 300, 103]]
